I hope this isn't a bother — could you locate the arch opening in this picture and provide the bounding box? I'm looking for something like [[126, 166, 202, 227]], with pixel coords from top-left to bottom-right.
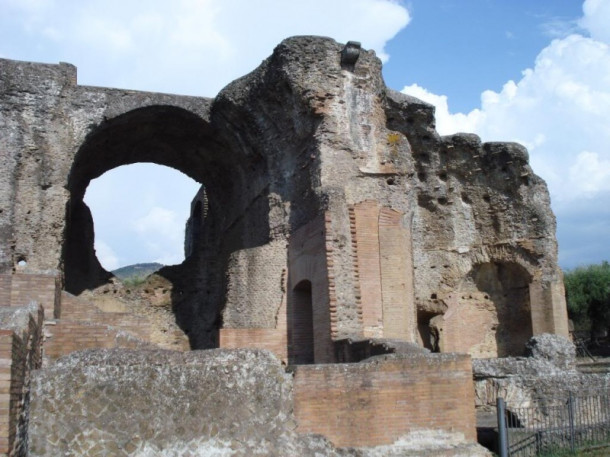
[[63, 105, 270, 350], [84, 163, 201, 272]]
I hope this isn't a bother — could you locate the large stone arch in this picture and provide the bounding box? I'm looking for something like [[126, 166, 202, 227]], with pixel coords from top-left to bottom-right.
[[63, 104, 270, 348]]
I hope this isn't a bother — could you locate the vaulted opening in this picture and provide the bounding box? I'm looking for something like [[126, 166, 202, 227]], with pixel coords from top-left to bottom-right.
[[84, 163, 200, 272], [63, 105, 269, 349]]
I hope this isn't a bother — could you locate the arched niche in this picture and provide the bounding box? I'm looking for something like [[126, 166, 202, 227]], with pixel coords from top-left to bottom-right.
[[464, 261, 533, 357]]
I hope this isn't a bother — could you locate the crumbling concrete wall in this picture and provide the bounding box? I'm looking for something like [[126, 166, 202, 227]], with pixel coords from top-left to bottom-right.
[[0, 36, 568, 357], [473, 334, 610, 414]]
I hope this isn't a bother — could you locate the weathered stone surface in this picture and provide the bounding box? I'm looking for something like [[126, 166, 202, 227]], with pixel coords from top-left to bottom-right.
[[29, 348, 489, 456], [472, 335, 609, 418], [29, 349, 300, 456], [0, 36, 569, 358], [524, 333, 576, 370]]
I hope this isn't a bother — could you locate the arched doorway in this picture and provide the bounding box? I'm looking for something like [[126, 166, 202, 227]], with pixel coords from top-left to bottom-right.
[[290, 280, 314, 364]]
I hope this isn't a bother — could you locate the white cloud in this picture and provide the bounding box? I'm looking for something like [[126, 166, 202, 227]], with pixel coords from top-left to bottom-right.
[[94, 240, 120, 271], [401, 2, 610, 267], [1, 0, 410, 96], [133, 207, 186, 266], [580, 0, 610, 43], [402, 34, 610, 205], [568, 151, 610, 196]]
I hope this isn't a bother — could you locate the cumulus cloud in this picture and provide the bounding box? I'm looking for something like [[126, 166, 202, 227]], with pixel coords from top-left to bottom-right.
[[580, 0, 610, 42], [401, 0, 610, 267], [94, 240, 120, 271], [1, 0, 410, 96], [133, 207, 186, 265]]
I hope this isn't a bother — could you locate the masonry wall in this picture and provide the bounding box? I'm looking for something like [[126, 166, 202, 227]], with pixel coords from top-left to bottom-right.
[[0, 305, 44, 457], [530, 280, 570, 338], [219, 328, 288, 363], [350, 201, 416, 341], [293, 353, 476, 447], [2, 275, 59, 319]]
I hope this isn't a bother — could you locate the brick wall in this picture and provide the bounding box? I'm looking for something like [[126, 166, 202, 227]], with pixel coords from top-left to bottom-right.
[[378, 207, 416, 340], [434, 292, 499, 358], [58, 292, 152, 341], [293, 353, 476, 447], [0, 304, 44, 456], [350, 201, 383, 337], [350, 201, 416, 341], [219, 328, 287, 363], [0, 277, 10, 307], [4, 274, 59, 318], [530, 279, 570, 338], [43, 319, 154, 362]]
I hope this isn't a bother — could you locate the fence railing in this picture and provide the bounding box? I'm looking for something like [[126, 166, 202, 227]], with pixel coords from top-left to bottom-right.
[[497, 390, 610, 456]]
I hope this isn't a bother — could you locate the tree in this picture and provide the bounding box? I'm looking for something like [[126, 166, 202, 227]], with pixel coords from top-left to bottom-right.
[[564, 261, 610, 339]]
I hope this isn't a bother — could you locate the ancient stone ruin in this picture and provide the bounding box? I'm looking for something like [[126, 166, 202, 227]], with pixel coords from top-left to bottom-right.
[[0, 36, 573, 455]]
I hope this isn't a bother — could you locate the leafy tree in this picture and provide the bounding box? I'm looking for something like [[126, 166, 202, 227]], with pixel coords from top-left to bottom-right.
[[564, 261, 610, 338]]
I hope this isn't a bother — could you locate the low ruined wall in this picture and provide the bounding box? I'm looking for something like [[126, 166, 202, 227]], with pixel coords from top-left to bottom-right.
[[27, 348, 486, 456], [293, 353, 476, 447], [473, 335, 610, 417], [28, 349, 304, 456]]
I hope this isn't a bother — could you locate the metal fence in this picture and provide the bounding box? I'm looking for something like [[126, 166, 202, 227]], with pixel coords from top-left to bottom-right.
[[497, 390, 610, 456]]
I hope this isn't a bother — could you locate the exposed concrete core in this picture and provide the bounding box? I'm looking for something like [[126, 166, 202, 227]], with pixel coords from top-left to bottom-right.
[[1, 35, 568, 360]]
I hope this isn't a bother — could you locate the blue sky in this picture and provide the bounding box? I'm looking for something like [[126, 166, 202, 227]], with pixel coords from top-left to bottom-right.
[[1, 0, 609, 271]]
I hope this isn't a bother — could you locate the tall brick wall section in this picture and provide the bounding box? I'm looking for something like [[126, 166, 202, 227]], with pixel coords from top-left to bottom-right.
[[293, 353, 476, 448], [0, 277, 10, 307], [350, 201, 416, 341], [350, 201, 383, 337], [530, 280, 570, 338], [0, 330, 15, 455], [378, 207, 416, 341]]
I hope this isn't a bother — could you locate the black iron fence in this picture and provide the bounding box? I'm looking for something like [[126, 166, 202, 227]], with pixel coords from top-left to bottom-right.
[[497, 390, 610, 456]]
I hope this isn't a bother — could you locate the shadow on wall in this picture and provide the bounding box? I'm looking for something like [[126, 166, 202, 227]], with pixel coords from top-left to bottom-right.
[[422, 261, 534, 358], [470, 262, 533, 357]]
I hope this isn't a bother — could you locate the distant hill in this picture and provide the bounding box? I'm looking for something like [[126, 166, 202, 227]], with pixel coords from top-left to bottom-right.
[[112, 262, 163, 280]]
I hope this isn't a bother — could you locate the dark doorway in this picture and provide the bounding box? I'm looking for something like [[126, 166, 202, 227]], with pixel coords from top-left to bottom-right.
[[290, 280, 314, 364]]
